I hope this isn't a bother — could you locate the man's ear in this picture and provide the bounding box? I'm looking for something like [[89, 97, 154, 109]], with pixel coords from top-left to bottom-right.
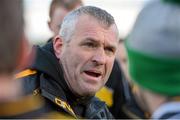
[[16, 34, 35, 71], [53, 35, 63, 59]]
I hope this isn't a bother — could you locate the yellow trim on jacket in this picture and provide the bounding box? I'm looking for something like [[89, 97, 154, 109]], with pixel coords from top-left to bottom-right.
[[15, 69, 37, 79], [96, 86, 113, 107], [0, 95, 44, 117]]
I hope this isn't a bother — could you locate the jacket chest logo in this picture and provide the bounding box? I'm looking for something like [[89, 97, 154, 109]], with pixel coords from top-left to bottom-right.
[[55, 97, 76, 117]]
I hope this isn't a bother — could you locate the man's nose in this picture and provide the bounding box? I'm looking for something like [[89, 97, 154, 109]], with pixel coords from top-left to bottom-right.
[[92, 49, 106, 65]]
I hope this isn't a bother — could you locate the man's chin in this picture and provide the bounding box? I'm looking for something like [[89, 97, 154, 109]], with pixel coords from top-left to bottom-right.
[[78, 90, 96, 97]]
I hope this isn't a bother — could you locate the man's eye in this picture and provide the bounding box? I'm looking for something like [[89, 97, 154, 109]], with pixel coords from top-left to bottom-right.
[[85, 42, 96, 48], [105, 47, 115, 55]]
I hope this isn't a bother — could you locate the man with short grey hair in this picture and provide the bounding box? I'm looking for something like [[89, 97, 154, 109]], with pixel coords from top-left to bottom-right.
[[19, 6, 119, 118]]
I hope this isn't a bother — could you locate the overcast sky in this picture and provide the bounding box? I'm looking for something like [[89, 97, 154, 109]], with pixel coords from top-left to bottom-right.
[[24, 0, 150, 44]]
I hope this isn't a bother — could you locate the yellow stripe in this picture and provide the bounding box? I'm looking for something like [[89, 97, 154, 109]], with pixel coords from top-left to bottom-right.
[[0, 95, 44, 116], [96, 86, 113, 107], [15, 69, 37, 79]]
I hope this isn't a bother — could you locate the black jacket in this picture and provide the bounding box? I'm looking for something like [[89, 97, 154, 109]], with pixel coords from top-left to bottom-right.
[[20, 42, 113, 119]]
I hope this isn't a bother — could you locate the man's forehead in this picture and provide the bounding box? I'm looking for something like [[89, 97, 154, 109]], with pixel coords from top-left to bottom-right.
[[76, 15, 118, 35], [72, 14, 118, 43]]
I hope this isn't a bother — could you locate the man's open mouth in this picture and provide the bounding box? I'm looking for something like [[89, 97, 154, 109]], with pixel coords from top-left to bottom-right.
[[84, 71, 102, 78]]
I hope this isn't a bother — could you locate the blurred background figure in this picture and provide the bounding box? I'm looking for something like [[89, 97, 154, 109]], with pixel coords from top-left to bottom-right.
[[0, 0, 44, 118], [117, 39, 130, 81], [47, 0, 83, 42], [126, 0, 180, 119]]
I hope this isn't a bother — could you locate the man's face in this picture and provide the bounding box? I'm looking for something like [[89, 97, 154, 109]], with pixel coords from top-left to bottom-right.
[[59, 15, 118, 96], [49, 7, 68, 36]]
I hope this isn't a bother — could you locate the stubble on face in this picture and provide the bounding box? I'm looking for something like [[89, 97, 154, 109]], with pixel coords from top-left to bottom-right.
[[59, 15, 118, 97]]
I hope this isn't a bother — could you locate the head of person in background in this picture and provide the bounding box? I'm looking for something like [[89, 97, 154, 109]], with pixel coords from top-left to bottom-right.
[[54, 6, 119, 97], [116, 38, 131, 82], [48, 0, 83, 37], [126, 0, 180, 119], [0, 0, 32, 101]]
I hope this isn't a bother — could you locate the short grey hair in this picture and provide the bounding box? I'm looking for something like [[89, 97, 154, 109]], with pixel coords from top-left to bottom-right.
[[59, 6, 117, 42]]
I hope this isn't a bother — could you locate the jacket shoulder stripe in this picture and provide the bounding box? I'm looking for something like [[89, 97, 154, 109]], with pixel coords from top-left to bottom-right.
[[95, 86, 113, 107], [15, 69, 37, 79]]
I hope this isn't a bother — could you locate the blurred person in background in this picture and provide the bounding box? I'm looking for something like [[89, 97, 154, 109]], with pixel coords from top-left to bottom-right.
[[117, 39, 130, 81], [0, 0, 44, 118], [47, 0, 83, 42], [0, 0, 72, 118], [17, 6, 119, 119], [118, 38, 148, 118], [126, 0, 180, 119]]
